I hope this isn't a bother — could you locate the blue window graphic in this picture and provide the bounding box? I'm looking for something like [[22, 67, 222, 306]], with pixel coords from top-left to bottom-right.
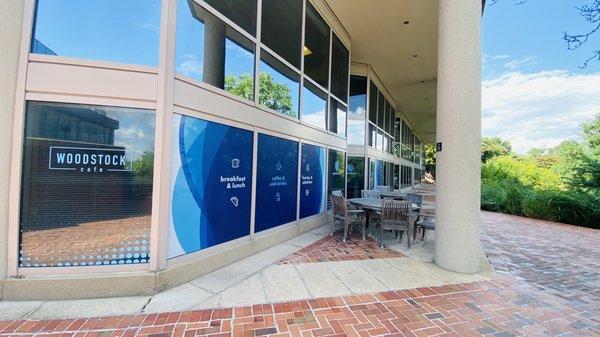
[[255, 134, 299, 232], [299, 144, 326, 219], [168, 114, 253, 258]]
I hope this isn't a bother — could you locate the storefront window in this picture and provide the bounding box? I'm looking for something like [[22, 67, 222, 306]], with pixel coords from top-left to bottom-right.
[[329, 98, 347, 137], [301, 82, 327, 130], [19, 102, 155, 267], [299, 144, 326, 219], [168, 115, 253, 258], [259, 51, 300, 118], [347, 157, 365, 199], [175, 0, 256, 101], [327, 149, 346, 209], [31, 0, 160, 66], [261, 0, 303, 68], [255, 134, 299, 232], [304, 2, 330, 89]]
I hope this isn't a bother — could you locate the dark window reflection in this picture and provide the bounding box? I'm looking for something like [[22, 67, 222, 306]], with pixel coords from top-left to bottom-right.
[[347, 120, 365, 145], [330, 34, 349, 102], [377, 92, 385, 128], [349, 76, 367, 119], [301, 82, 327, 129], [304, 2, 330, 89], [328, 98, 347, 137], [261, 0, 303, 68], [204, 0, 257, 36], [369, 81, 378, 124], [368, 123, 376, 148], [175, 0, 256, 101], [346, 157, 365, 198], [327, 149, 346, 209], [31, 0, 160, 66], [259, 51, 300, 118], [19, 102, 155, 267]]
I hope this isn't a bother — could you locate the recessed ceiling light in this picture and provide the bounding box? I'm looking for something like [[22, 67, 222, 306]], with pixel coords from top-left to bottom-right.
[[412, 54, 418, 58], [420, 80, 425, 84], [403, 21, 410, 25]]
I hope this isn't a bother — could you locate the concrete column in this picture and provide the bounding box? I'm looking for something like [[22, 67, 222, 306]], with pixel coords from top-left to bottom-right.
[[202, 12, 226, 88], [0, 0, 25, 291], [434, 0, 482, 274]]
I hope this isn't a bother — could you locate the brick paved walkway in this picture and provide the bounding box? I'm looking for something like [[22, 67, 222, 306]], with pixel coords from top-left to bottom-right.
[[1, 211, 599, 336], [277, 232, 403, 265]]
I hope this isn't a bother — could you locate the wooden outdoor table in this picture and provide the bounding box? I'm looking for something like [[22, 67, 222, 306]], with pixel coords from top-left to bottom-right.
[[378, 191, 407, 200]]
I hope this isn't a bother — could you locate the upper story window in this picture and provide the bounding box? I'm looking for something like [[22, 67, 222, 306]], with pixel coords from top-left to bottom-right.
[[31, 0, 161, 66], [259, 51, 300, 117], [261, 0, 303, 69], [301, 82, 327, 129], [204, 0, 257, 36], [368, 81, 378, 124], [330, 34, 349, 102], [303, 2, 330, 89], [175, 0, 256, 101]]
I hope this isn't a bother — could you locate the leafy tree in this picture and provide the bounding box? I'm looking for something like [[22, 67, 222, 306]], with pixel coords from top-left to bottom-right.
[[481, 137, 513, 162], [582, 114, 600, 156], [224, 72, 294, 117], [424, 144, 436, 174]]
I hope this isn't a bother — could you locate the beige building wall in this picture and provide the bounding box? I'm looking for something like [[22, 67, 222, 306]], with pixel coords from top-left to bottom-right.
[[0, 0, 26, 294]]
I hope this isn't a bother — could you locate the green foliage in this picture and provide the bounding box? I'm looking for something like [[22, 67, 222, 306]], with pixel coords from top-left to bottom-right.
[[224, 72, 294, 117], [481, 137, 512, 163], [424, 144, 436, 174], [480, 115, 600, 229]]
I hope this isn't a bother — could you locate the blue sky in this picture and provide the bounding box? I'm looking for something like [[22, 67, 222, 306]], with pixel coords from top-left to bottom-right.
[[482, 0, 600, 153]]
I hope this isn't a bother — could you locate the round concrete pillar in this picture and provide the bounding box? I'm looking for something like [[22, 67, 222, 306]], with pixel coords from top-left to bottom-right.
[[202, 12, 226, 88], [434, 0, 482, 274]]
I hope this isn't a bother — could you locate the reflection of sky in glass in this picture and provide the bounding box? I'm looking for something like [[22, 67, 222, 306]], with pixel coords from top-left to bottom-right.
[[347, 120, 364, 145], [99, 107, 156, 160], [259, 60, 299, 117], [32, 0, 160, 66], [377, 130, 384, 151], [301, 86, 326, 129], [349, 94, 366, 119], [175, 0, 204, 81], [336, 106, 346, 137], [175, 0, 255, 87]]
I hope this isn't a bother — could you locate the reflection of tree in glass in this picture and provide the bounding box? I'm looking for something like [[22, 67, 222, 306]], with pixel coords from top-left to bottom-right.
[[132, 151, 154, 187], [335, 151, 346, 176], [224, 73, 294, 117]]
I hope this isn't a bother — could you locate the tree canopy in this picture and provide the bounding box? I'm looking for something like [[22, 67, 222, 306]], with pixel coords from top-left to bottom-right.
[[224, 72, 294, 117], [481, 137, 513, 162]]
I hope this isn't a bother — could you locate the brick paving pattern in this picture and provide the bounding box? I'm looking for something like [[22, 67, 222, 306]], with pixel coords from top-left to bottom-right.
[[277, 231, 404, 265], [2, 210, 599, 336]]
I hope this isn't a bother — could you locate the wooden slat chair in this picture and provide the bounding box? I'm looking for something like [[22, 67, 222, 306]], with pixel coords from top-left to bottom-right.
[[361, 190, 380, 199], [331, 194, 366, 242], [375, 200, 415, 249], [375, 185, 391, 192]]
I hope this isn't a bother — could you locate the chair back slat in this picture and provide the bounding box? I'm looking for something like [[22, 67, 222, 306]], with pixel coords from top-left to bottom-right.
[[361, 190, 380, 199], [331, 194, 347, 218], [331, 190, 343, 197], [375, 185, 391, 192], [381, 201, 411, 222]]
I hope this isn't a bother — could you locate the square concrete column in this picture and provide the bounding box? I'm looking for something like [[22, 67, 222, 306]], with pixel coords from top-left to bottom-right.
[[434, 0, 482, 274]]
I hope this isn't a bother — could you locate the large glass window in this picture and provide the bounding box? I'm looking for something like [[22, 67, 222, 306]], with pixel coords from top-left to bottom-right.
[[349, 76, 367, 119], [327, 149, 346, 209], [31, 0, 160, 66], [299, 144, 327, 219], [330, 34, 349, 102], [369, 82, 378, 124], [255, 134, 299, 232], [377, 92, 385, 128], [347, 120, 365, 145], [368, 123, 376, 148], [175, 0, 256, 101], [301, 82, 327, 129], [20, 102, 155, 267], [329, 98, 347, 137], [304, 2, 330, 89], [259, 51, 300, 118], [168, 115, 253, 258], [204, 0, 257, 36], [347, 157, 365, 199], [261, 0, 303, 68]]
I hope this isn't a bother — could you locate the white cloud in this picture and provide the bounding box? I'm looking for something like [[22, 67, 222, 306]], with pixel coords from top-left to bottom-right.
[[504, 56, 538, 69], [482, 70, 600, 154], [492, 54, 511, 60], [176, 54, 203, 78]]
